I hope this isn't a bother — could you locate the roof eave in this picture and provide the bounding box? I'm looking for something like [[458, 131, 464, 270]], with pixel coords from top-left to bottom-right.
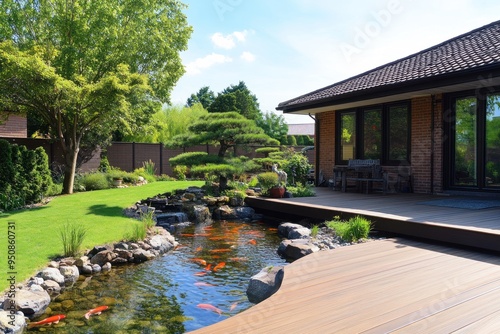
[[277, 64, 500, 114]]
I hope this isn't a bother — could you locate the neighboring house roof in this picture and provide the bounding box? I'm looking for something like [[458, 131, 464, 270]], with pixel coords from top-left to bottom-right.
[[277, 20, 500, 114], [287, 123, 315, 136]]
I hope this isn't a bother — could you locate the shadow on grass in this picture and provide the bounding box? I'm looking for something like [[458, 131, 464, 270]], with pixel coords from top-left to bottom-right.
[[0, 206, 49, 219], [87, 204, 126, 218]]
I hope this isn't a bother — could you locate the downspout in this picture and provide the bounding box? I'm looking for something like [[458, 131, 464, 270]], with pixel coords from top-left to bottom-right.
[[430, 95, 435, 194], [308, 113, 319, 186]]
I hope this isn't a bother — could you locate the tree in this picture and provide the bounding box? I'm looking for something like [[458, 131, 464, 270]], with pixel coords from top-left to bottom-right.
[[168, 112, 279, 190], [256, 111, 289, 144], [123, 103, 208, 144], [208, 81, 261, 120], [186, 86, 215, 109], [0, 0, 192, 194]]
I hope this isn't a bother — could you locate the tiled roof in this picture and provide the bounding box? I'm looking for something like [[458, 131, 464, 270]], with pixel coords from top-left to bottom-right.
[[277, 20, 500, 111]]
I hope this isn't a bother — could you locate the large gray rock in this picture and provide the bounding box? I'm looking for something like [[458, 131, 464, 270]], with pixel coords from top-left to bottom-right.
[[246, 266, 284, 304], [0, 310, 26, 334], [39, 267, 65, 285], [41, 280, 62, 295], [90, 250, 117, 266], [59, 265, 80, 285], [278, 222, 303, 236], [147, 235, 174, 253], [192, 205, 212, 223], [6, 289, 50, 317], [278, 239, 319, 260], [88, 245, 112, 258], [132, 249, 155, 263]]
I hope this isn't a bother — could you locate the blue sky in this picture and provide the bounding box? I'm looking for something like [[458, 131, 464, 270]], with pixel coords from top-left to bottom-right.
[[170, 0, 500, 124]]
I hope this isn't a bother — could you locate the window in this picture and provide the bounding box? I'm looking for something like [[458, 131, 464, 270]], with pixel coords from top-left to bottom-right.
[[336, 102, 410, 164], [363, 108, 382, 159], [340, 112, 356, 161]]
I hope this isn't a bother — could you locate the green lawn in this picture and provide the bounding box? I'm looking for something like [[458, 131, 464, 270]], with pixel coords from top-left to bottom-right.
[[0, 181, 203, 292]]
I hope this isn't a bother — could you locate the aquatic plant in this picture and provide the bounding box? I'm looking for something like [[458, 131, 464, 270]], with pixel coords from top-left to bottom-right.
[[59, 222, 87, 257]]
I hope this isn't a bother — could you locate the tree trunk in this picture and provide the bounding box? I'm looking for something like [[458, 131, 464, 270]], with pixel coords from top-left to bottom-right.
[[219, 175, 228, 191], [62, 146, 79, 194]]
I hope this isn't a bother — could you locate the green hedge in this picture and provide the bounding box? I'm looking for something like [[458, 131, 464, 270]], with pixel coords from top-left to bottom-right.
[[0, 139, 53, 211]]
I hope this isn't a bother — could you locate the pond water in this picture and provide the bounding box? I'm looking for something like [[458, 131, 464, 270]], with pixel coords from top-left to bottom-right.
[[30, 220, 287, 333]]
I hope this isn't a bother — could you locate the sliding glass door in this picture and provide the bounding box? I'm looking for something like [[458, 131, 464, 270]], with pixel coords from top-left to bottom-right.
[[450, 93, 500, 190]]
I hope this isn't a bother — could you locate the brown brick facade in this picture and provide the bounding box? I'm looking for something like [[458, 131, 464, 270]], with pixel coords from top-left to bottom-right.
[[317, 111, 336, 181], [315, 96, 445, 194], [0, 114, 27, 138]]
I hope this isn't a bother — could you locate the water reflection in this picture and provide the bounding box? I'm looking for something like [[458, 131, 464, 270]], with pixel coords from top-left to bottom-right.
[[29, 220, 286, 333]]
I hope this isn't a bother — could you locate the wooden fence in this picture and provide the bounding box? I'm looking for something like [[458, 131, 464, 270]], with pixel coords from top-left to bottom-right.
[[0, 138, 315, 176]]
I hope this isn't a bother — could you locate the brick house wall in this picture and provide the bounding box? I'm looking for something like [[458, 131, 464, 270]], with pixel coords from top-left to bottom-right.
[[315, 95, 445, 194], [0, 114, 27, 138], [317, 111, 336, 181]]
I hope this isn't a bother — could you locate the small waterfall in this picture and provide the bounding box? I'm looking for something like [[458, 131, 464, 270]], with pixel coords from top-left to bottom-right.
[[155, 212, 189, 230]]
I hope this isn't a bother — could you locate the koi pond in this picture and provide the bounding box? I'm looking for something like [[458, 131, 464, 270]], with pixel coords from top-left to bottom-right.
[[30, 220, 287, 333]]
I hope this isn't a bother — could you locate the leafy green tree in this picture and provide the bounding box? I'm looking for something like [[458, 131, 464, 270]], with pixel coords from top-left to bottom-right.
[[123, 103, 208, 143], [0, 0, 192, 194], [168, 112, 278, 190], [186, 86, 215, 109], [208, 81, 261, 120], [256, 111, 289, 144]]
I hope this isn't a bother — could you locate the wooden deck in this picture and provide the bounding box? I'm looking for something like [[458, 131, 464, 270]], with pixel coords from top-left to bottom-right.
[[189, 189, 500, 333], [246, 188, 500, 252], [191, 238, 500, 333]]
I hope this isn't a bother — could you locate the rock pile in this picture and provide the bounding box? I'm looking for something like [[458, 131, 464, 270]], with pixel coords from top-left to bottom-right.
[[0, 227, 176, 333]]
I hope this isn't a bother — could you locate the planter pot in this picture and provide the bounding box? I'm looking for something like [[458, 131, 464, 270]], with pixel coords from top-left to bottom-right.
[[112, 178, 123, 187], [269, 187, 285, 198]]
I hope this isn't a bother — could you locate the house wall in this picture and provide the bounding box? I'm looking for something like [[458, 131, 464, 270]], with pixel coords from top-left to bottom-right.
[[317, 111, 336, 181], [0, 114, 27, 138], [410, 95, 443, 193], [316, 95, 445, 194]]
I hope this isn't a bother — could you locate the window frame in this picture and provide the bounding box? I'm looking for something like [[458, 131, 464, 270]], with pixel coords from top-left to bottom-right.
[[335, 101, 411, 165]]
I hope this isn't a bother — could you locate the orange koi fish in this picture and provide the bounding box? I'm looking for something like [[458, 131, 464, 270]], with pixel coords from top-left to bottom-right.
[[229, 302, 239, 312], [208, 236, 227, 241], [195, 246, 203, 252], [194, 271, 207, 276], [213, 262, 226, 271], [248, 239, 257, 245], [84, 305, 109, 319], [229, 257, 248, 262], [204, 263, 212, 271], [197, 303, 223, 315], [28, 314, 66, 328], [190, 258, 207, 266], [179, 233, 195, 237], [194, 282, 216, 287], [210, 248, 232, 253]]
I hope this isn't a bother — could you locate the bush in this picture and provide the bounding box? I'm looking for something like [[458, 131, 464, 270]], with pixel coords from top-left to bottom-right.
[[80, 173, 110, 191], [286, 182, 315, 197], [284, 153, 312, 185], [98, 156, 111, 172], [326, 216, 371, 242], [0, 140, 53, 210], [257, 172, 279, 193], [173, 165, 188, 180], [133, 167, 156, 183], [45, 183, 63, 196], [156, 174, 176, 181]]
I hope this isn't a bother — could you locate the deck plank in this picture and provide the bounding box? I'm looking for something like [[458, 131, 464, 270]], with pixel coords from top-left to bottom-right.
[[190, 239, 500, 333]]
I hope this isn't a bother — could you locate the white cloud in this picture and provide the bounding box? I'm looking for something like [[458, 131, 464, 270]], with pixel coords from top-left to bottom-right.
[[211, 30, 249, 49], [185, 53, 232, 75], [240, 51, 255, 62]]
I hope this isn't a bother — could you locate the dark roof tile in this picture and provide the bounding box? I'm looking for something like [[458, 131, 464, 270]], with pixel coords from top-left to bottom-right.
[[278, 20, 500, 110]]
